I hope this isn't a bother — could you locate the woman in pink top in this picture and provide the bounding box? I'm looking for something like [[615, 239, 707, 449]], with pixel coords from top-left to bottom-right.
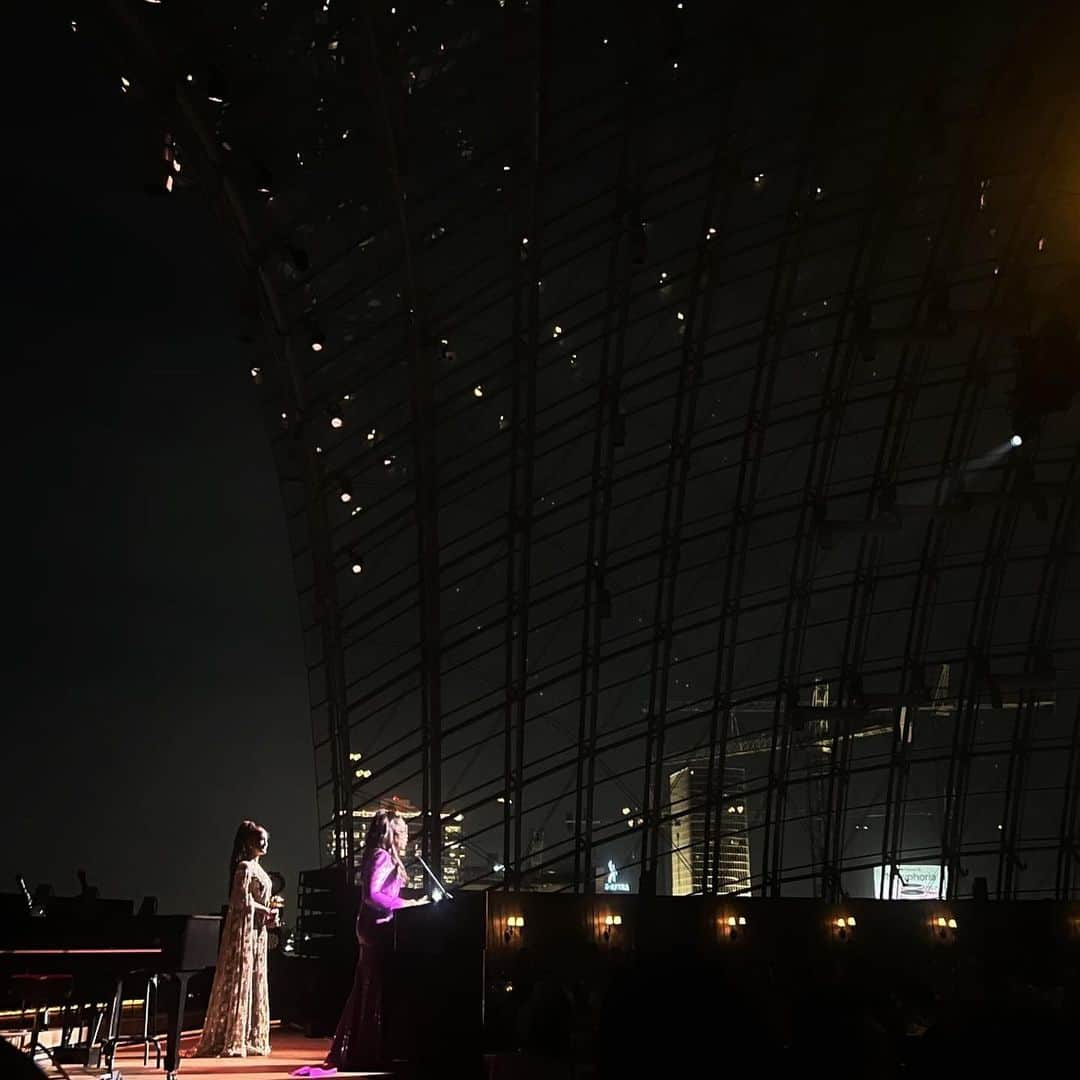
[[294, 809, 427, 1075]]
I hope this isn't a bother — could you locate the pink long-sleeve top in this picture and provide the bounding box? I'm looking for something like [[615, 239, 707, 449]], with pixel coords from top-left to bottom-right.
[[362, 848, 406, 924]]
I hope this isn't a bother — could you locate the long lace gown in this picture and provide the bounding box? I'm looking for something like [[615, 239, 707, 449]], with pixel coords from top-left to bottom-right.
[[194, 858, 272, 1057], [325, 848, 405, 1069]]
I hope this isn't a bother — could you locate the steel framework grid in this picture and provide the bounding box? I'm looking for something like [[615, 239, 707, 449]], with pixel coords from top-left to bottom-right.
[[83, 0, 1080, 900]]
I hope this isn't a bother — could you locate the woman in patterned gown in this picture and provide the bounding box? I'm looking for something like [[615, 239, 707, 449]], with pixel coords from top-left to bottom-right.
[[194, 820, 280, 1058]]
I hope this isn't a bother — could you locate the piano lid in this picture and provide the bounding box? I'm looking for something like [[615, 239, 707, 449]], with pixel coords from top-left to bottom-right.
[[0, 914, 223, 971], [0, 947, 165, 956]]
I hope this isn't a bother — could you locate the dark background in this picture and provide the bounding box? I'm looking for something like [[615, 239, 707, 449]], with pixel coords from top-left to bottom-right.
[[2, 17, 315, 914]]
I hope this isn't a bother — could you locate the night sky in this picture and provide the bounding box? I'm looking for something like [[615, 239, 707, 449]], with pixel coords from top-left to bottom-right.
[[3, 20, 315, 914]]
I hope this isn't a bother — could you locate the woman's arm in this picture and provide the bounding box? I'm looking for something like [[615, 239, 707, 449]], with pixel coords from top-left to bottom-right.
[[231, 861, 272, 916], [365, 850, 406, 915]]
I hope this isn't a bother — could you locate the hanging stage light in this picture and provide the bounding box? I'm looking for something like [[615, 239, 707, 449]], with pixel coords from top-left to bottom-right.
[[328, 403, 344, 428], [1010, 434, 1023, 448], [350, 553, 364, 575], [254, 163, 273, 196], [309, 326, 325, 352], [206, 67, 227, 104], [337, 480, 353, 504]]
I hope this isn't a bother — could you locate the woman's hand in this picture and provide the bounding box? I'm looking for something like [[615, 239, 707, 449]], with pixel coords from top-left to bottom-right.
[[406, 896, 431, 907], [255, 902, 277, 924]]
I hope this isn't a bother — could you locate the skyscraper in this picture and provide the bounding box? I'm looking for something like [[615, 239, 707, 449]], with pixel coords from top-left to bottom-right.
[[668, 764, 750, 896], [440, 814, 467, 890]]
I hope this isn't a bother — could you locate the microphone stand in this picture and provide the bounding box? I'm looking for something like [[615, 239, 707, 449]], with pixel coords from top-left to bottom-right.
[[412, 854, 454, 901], [16, 875, 43, 917]]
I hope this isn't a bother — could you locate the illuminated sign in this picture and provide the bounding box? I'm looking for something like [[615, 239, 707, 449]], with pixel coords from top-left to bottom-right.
[[603, 859, 630, 893], [873, 864, 946, 900]]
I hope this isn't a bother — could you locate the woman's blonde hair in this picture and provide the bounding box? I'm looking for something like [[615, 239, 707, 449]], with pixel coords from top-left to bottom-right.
[[359, 809, 407, 883]]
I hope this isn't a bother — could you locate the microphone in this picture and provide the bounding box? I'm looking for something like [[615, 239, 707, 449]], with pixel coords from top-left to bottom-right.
[[412, 853, 453, 901]]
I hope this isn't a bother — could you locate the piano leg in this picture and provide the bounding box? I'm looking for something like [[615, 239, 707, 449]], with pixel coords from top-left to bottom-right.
[[161, 971, 192, 1079], [88, 1002, 107, 1065], [98, 976, 125, 1080]]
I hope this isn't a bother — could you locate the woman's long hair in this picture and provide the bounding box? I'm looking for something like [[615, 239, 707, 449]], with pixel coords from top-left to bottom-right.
[[228, 820, 266, 897], [359, 810, 407, 889]]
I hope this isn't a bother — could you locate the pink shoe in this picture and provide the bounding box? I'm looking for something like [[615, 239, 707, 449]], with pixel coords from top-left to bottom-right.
[[289, 1069, 312, 1077], [308, 1070, 337, 1078]]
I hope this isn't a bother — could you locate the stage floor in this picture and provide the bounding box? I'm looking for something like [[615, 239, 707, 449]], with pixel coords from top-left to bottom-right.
[[108, 1028, 390, 1080]]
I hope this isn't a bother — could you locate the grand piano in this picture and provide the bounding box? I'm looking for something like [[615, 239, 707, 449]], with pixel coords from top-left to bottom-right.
[[0, 907, 221, 1079]]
